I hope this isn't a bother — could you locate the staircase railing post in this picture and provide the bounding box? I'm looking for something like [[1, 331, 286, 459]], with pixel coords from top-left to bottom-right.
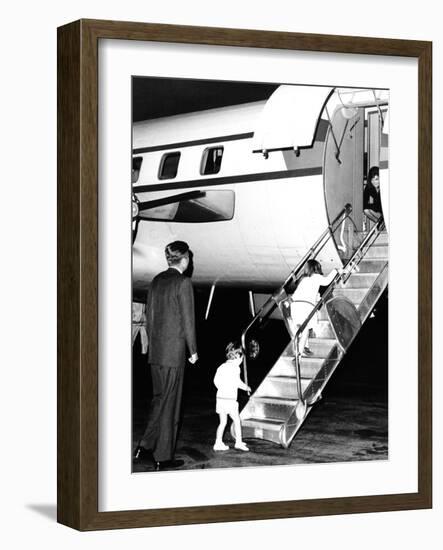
[[293, 334, 305, 407], [241, 334, 249, 394]]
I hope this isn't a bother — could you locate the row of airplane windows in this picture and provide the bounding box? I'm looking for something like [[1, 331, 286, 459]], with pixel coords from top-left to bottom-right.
[[132, 146, 224, 183]]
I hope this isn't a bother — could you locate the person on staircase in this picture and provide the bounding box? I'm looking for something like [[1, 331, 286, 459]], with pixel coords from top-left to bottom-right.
[[363, 166, 383, 224], [213, 342, 251, 452], [290, 259, 340, 357]]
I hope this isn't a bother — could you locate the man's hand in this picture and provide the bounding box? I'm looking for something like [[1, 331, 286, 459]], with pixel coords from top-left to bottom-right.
[[188, 353, 198, 365]]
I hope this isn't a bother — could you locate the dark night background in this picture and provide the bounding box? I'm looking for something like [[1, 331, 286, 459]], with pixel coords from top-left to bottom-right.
[[132, 76, 278, 121]]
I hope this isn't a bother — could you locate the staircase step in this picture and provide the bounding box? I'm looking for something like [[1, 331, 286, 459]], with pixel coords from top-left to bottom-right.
[[300, 357, 328, 378], [315, 319, 335, 338], [338, 271, 379, 288], [374, 232, 389, 245], [363, 244, 388, 259], [255, 375, 310, 399], [357, 231, 389, 246], [241, 417, 285, 444], [241, 416, 284, 430], [307, 337, 338, 357], [317, 306, 330, 321], [281, 337, 337, 359], [355, 259, 387, 273], [247, 396, 299, 421], [271, 355, 324, 378], [252, 396, 298, 406], [271, 355, 298, 375], [333, 287, 368, 305]]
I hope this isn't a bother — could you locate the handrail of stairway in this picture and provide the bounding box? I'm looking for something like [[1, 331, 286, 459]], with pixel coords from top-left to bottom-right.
[[289, 215, 385, 410], [240, 203, 353, 388]]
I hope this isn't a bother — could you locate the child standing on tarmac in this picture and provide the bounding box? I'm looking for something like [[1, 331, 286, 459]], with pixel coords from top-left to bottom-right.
[[213, 342, 251, 452]]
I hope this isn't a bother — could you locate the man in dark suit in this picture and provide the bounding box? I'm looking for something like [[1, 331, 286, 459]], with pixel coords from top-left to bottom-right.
[[134, 241, 198, 471]]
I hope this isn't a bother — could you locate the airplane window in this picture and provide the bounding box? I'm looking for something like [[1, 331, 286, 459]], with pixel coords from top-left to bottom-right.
[[138, 190, 235, 223], [132, 156, 143, 183], [201, 146, 223, 175], [159, 152, 181, 180]]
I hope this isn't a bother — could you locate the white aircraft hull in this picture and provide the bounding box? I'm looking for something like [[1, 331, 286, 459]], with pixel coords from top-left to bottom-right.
[[132, 86, 389, 294]]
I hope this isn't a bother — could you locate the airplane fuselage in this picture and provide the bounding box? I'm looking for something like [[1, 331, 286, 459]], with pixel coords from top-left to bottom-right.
[[132, 87, 388, 295]]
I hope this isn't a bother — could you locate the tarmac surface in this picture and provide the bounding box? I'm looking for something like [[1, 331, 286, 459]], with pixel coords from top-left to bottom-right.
[[132, 289, 388, 473], [133, 392, 388, 472]]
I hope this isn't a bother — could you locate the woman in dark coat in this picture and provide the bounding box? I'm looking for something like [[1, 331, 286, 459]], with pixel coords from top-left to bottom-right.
[[363, 166, 383, 223]]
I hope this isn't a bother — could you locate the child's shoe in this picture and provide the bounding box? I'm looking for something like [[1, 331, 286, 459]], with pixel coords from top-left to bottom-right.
[[213, 441, 229, 451], [234, 441, 249, 451]]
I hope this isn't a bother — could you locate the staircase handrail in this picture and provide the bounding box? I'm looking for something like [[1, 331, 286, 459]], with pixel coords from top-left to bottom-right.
[[289, 216, 385, 409], [240, 203, 353, 387]]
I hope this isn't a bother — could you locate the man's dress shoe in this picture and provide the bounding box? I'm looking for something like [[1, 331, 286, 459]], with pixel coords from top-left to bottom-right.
[[155, 459, 184, 471], [133, 445, 154, 463]]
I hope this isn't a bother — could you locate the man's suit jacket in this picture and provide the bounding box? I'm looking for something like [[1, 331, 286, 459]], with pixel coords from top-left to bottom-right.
[[146, 267, 197, 368]]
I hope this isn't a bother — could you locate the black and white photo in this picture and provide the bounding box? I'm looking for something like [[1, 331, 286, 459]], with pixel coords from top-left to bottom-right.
[[131, 77, 389, 473]]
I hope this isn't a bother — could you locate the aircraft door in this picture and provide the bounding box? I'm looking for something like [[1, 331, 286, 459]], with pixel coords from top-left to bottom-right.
[[323, 106, 365, 234]]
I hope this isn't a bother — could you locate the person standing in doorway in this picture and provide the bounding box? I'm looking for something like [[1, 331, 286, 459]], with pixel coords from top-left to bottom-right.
[[363, 166, 383, 224], [134, 240, 198, 471]]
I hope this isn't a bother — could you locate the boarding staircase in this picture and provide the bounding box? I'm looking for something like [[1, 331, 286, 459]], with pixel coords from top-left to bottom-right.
[[237, 205, 388, 448]]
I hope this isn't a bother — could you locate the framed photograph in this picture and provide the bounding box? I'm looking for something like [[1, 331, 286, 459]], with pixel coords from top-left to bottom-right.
[[57, 19, 432, 530]]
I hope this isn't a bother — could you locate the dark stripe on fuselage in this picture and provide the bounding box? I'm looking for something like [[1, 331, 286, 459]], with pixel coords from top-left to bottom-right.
[[133, 132, 254, 154], [134, 166, 323, 194]]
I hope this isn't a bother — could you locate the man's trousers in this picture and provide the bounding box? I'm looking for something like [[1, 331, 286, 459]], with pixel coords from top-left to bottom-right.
[[140, 363, 185, 462]]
